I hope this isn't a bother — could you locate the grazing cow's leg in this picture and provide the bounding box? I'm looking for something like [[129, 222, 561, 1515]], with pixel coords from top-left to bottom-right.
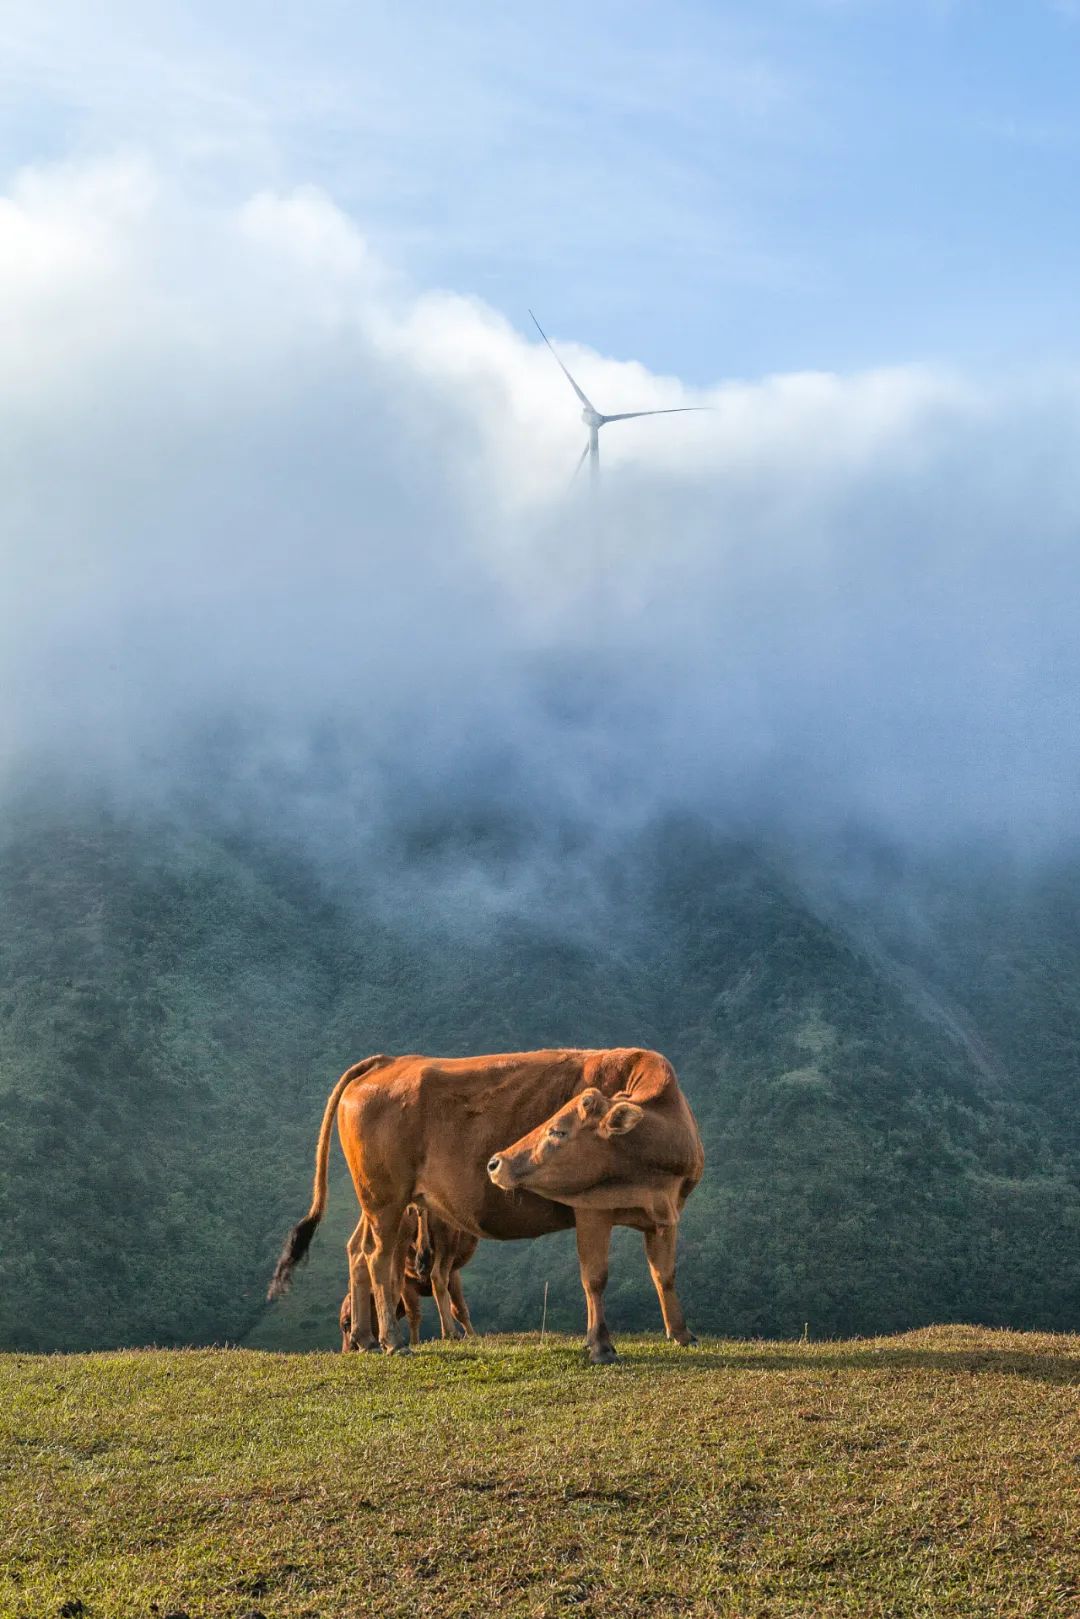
[[401, 1275, 423, 1347], [413, 1204, 433, 1282], [430, 1257, 463, 1339], [346, 1219, 379, 1352], [364, 1201, 410, 1354], [575, 1213, 617, 1364], [448, 1270, 477, 1337], [643, 1224, 697, 1347]]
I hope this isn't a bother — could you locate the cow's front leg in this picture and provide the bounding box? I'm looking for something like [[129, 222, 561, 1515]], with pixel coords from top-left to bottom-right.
[[430, 1258, 464, 1339], [449, 1270, 477, 1337], [364, 1201, 410, 1354], [575, 1213, 617, 1364], [643, 1223, 696, 1347]]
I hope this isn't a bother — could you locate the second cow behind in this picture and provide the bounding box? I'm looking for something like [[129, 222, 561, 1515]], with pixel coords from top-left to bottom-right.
[[339, 1204, 477, 1351]]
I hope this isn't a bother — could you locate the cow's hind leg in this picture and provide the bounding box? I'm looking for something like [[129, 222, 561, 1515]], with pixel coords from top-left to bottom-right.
[[644, 1224, 697, 1347], [345, 1219, 379, 1352], [364, 1201, 410, 1354], [575, 1213, 617, 1364], [401, 1276, 422, 1347], [448, 1270, 477, 1337]]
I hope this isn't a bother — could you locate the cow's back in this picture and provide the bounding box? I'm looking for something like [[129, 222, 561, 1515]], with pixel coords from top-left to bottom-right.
[[334, 1051, 587, 1240]]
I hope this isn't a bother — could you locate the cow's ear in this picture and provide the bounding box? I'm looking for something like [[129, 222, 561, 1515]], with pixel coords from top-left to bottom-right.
[[600, 1101, 644, 1137], [577, 1087, 607, 1119]]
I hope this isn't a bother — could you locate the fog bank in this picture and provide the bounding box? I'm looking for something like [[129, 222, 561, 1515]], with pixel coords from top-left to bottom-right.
[[4, 157, 1080, 869]]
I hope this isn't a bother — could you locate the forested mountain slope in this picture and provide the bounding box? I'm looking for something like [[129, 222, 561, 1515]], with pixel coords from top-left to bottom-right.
[[2, 796, 1078, 1351]]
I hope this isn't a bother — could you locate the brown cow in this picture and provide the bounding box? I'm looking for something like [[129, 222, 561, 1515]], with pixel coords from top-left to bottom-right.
[[339, 1204, 478, 1350], [268, 1048, 703, 1363]]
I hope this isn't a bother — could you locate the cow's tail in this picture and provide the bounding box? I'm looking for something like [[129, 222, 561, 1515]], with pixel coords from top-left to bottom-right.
[[267, 1054, 388, 1301]]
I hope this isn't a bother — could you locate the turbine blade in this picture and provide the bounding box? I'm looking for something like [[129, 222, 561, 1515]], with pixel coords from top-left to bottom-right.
[[599, 408, 708, 424], [529, 309, 598, 414], [569, 441, 590, 487]]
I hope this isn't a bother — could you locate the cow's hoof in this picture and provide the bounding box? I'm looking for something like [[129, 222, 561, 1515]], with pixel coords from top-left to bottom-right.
[[588, 1343, 618, 1365]]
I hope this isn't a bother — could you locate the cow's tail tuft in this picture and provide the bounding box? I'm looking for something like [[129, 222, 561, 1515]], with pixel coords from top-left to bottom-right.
[[267, 1213, 321, 1300], [266, 1054, 388, 1301]]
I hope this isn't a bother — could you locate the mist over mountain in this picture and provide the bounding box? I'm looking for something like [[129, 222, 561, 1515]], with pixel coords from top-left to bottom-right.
[[3, 786, 1079, 1353], [3, 158, 1080, 1350]]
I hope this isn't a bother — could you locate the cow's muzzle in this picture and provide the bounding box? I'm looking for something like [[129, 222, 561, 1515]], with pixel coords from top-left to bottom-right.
[[487, 1154, 515, 1190]]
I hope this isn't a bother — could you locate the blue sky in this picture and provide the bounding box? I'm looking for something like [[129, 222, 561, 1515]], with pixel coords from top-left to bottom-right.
[[2, 1, 1079, 383]]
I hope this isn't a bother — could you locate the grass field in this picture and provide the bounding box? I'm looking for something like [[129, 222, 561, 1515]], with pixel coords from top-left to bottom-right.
[[1, 1326, 1078, 1619]]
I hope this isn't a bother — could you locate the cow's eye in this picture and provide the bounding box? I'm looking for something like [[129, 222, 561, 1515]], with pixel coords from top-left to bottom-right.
[[548, 1127, 567, 1141]]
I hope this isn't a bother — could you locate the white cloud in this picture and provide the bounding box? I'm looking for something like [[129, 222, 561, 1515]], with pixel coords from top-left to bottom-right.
[[2, 156, 1080, 855]]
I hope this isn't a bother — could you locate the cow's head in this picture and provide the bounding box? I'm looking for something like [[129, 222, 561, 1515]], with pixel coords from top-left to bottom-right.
[[486, 1087, 645, 1201]]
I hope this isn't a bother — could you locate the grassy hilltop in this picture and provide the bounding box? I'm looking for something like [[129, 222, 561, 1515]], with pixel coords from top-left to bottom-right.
[[2, 1327, 1078, 1619]]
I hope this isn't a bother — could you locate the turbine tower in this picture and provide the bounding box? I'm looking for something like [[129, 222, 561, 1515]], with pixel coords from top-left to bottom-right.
[[530, 310, 703, 485]]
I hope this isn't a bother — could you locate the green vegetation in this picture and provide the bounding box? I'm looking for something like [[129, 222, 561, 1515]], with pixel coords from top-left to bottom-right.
[[1, 793, 1079, 1352], [2, 1328, 1077, 1618]]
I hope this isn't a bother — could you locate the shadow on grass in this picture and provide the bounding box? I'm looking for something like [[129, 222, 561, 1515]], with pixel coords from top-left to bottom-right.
[[639, 1346, 1080, 1385], [401, 1335, 1080, 1386]]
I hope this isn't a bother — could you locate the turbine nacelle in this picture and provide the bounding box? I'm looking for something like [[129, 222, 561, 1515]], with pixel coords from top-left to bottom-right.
[[529, 309, 706, 488]]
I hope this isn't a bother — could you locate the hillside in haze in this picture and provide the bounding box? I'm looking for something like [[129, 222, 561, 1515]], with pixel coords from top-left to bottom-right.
[[2, 786, 1078, 1353]]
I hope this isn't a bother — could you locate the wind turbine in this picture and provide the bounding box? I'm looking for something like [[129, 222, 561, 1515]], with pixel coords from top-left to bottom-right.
[[530, 310, 704, 486]]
